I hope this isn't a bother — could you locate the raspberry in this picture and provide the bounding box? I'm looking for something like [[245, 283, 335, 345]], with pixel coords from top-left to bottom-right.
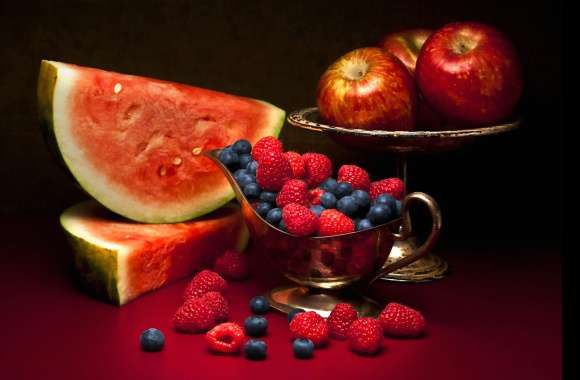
[[379, 302, 426, 338], [302, 153, 333, 187], [284, 151, 306, 179], [348, 318, 383, 355], [256, 150, 293, 191], [337, 165, 371, 191], [308, 188, 325, 205], [370, 178, 405, 200], [276, 179, 309, 208], [318, 209, 355, 236], [214, 249, 249, 281], [327, 303, 358, 340], [173, 297, 216, 333], [205, 322, 246, 354], [201, 291, 229, 323], [252, 136, 283, 162], [289, 311, 329, 347], [183, 270, 227, 302], [282, 203, 319, 237]]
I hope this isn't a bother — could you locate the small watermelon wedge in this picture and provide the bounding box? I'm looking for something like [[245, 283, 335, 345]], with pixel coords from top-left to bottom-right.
[[38, 60, 285, 223], [61, 200, 248, 305]]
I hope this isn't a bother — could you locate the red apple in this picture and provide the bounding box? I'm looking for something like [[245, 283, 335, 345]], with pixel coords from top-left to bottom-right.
[[316, 47, 417, 131], [416, 22, 522, 126]]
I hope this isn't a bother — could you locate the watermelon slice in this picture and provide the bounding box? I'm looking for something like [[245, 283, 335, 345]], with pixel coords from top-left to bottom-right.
[[38, 60, 285, 223], [60, 200, 248, 305]]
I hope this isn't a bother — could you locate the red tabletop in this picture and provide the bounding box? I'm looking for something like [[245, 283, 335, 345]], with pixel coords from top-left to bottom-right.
[[1, 218, 561, 380]]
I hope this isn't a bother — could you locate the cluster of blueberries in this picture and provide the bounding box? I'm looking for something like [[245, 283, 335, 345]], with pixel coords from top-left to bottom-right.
[[218, 139, 263, 199]]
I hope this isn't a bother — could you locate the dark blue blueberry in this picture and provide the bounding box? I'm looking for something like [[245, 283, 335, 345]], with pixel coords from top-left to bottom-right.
[[395, 200, 402, 216], [278, 219, 287, 231], [239, 154, 252, 169], [293, 338, 314, 359], [218, 149, 239, 167], [356, 218, 374, 231], [265, 208, 282, 225], [259, 191, 278, 204], [246, 160, 258, 175], [287, 308, 305, 323], [244, 315, 268, 337], [233, 169, 248, 181], [374, 193, 397, 209], [237, 174, 256, 188], [139, 328, 165, 352], [367, 204, 393, 225], [255, 202, 272, 217], [309, 205, 324, 217], [320, 178, 338, 194], [335, 182, 353, 198], [337, 195, 359, 217], [250, 296, 270, 314], [232, 139, 252, 155], [243, 183, 262, 199], [244, 339, 267, 360], [320, 192, 337, 209], [351, 190, 370, 208]]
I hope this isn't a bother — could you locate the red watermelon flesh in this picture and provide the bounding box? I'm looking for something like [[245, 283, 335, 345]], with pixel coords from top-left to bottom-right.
[[38, 60, 285, 223]]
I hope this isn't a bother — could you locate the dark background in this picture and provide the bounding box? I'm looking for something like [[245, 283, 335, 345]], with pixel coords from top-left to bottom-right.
[[0, 0, 562, 248]]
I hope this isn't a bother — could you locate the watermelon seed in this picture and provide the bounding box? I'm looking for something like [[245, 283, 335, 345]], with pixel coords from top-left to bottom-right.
[[114, 83, 123, 94], [173, 157, 183, 166], [158, 166, 167, 177], [191, 147, 202, 156]]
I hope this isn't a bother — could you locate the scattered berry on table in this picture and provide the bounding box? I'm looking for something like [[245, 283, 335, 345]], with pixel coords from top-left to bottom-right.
[[173, 297, 217, 333], [370, 178, 405, 200], [276, 179, 309, 208], [320, 192, 337, 209], [302, 153, 333, 187], [337, 165, 371, 191], [201, 291, 230, 323], [259, 191, 278, 204], [206, 322, 246, 354], [348, 317, 383, 355], [250, 295, 270, 314], [284, 151, 306, 179], [379, 302, 426, 338], [327, 303, 358, 340], [265, 208, 282, 225], [255, 150, 293, 191], [243, 183, 262, 199], [351, 190, 371, 209], [214, 249, 249, 281], [244, 315, 268, 337], [287, 308, 306, 323], [255, 202, 272, 217], [318, 209, 355, 236], [140, 328, 165, 352], [246, 160, 259, 175], [320, 177, 339, 194], [252, 136, 283, 162], [282, 203, 319, 236], [335, 182, 354, 198], [293, 338, 315, 359], [289, 311, 329, 347], [232, 139, 252, 155], [356, 218, 374, 231], [336, 195, 359, 217], [244, 339, 267, 360], [308, 188, 325, 205], [309, 205, 324, 217], [183, 269, 227, 302], [366, 204, 393, 225], [218, 149, 239, 167]]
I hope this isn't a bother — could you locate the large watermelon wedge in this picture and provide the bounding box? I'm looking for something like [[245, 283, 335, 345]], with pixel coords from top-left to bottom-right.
[[38, 60, 285, 223], [61, 200, 248, 305]]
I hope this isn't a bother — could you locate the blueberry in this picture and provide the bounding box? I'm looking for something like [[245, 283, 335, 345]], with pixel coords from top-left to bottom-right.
[[244, 315, 268, 337], [356, 218, 374, 231], [218, 149, 239, 167], [287, 308, 305, 323], [293, 338, 314, 359], [337, 195, 359, 217], [320, 178, 338, 194], [232, 139, 252, 155], [139, 328, 165, 352], [320, 192, 337, 209], [309, 205, 324, 217], [246, 160, 258, 175], [233, 169, 248, 181], [265, 208, 282, 225], [351, 190, 370, 208], [395, 200, 402, 216], [244, 339, 267, 360], [243, 183, 262, 199], [335, 182, 353, 198], [237, 174, 256, 188], [367, 204, 393, 225], [239, 154, 252, 168], [278, 219, 287, 231], [250, 296, 270, 314], [259, 191, 278, 204], [375, 193, 397, 209], [255, 202, 272, 217]]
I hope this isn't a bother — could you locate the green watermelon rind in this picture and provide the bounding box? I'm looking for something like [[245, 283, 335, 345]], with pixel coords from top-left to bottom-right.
[[38, 60, 286, 223]]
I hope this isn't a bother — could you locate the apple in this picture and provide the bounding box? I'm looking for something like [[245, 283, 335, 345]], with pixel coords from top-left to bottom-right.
[[316, 47, 417, 131], [416, 22, 522, 126]]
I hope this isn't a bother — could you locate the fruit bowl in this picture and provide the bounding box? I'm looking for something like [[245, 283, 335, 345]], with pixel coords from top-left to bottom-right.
[[206, 149, 441, 317]]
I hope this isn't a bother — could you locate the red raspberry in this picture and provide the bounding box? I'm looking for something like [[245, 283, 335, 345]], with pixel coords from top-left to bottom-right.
[[337, 165, 371, 191], [302, 153, 333, 187], [276, 179, 309, 208], [205, 322, 246, 354], [252, 136, 283, 162], [369, 178, 405, 200], [214, 249, 249, 281], [289, 311, 329, 347], [183, 270, 228, 302], [318, 209, 355, 236], [282, 204, 319, 236], [256, 150, 293, 191], [284, 151, 306, 179], [348, 317, 383, 355], [173, 297, 217, 333], [201, 291, 229, 323], [379, 302, 426, 338], [308, 188, 325, 205], [327, 303, 358, 340]]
